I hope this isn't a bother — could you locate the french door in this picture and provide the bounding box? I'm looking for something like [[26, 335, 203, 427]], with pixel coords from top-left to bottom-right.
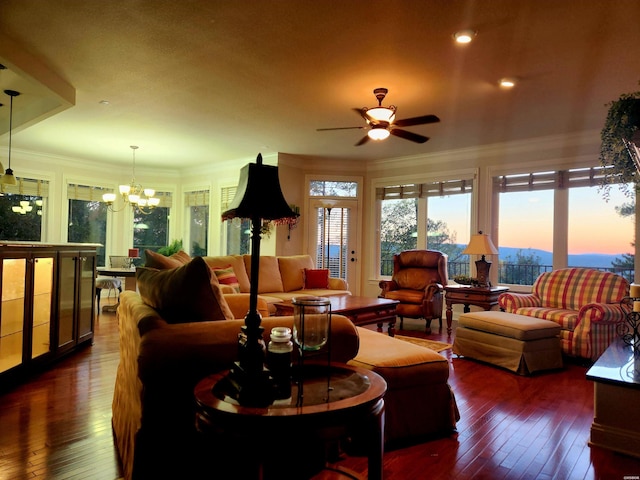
[[308, 199, 358, 291]]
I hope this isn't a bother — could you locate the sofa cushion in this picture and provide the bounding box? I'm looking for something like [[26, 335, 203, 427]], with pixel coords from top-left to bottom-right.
[[278, 255, 315, 292], [137, 257, 234, 323], [144, 249, 192, 269], [203, 255, 250, 293], [303, 268, 330, 289], [210, 265, 241, 293], [243, 255, 284, 294]]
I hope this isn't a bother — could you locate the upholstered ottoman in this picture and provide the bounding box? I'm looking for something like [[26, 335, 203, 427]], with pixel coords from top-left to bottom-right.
[[453, 311, 563, 375], [348, 327, 459, 446]]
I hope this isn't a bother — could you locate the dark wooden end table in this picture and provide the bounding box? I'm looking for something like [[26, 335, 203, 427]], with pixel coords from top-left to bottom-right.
[[194, 363, 387, 480], [444, 285, 509, 336], [274, 295, 399, 336]]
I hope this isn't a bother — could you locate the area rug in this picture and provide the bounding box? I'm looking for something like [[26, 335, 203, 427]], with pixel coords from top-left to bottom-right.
[[394, 335, 452, 352]]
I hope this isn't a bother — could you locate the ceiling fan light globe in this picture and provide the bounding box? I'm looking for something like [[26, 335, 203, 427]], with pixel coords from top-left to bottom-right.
[[368, 127, 390, 141], [366, 107, 396, 124]]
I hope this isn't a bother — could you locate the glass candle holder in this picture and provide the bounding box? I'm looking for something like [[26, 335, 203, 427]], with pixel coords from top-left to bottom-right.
[[292, 296, 330, 351]]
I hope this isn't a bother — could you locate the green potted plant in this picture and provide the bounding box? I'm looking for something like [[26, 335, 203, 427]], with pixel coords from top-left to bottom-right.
[[157, 239, 183, 256], [599, 83, 640, 196]]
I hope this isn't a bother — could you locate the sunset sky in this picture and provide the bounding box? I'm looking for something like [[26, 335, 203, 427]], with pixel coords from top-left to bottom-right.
[[431, 186, 634, 256]]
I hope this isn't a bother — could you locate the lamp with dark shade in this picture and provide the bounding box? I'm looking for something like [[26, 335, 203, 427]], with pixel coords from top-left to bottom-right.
[[462, 231, 499, 287], [221, 153, 299, 406]]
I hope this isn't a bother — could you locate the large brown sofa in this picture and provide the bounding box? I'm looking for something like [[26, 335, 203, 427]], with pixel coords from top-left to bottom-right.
[[146, 249, 351, 313], [112, 255, 459, 479]]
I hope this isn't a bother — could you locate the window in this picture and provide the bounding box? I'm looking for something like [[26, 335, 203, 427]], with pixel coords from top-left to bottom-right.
[[221, 186, 250, 255], [133, 192, 172, 254], [67, 184, 109, 266], [0, 178, 48, 242], [310, 180, 357, 197], [494, 167, 635, 284], [568, 185, 634, 281], [185, 190, 209, 256], [377, 178, 473, 277]]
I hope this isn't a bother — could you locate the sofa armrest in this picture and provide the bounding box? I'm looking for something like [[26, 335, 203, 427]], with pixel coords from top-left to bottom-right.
[[223, 293, 270, 319], [379, 279, 399, 296], [578, 302, 631, 325], [498, 292, 541, 312], [137, 314, 359, 385], [329, 276, 349, 290]]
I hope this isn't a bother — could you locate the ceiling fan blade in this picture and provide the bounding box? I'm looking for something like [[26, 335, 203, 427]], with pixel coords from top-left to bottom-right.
[[355, 135, 370, 146], [390, 128, 429, 144], [394, 114, 440, 128], [316, 126, 365, 131]]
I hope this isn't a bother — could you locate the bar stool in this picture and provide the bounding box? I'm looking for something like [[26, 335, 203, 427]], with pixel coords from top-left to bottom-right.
[[95, 276, 122, 312]]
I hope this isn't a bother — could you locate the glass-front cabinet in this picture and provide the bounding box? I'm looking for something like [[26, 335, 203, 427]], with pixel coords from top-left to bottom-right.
[[0, 243, 97, 387]]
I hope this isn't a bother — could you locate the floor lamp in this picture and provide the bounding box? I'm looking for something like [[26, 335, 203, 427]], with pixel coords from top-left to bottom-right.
[[222, 153, 298, 406]]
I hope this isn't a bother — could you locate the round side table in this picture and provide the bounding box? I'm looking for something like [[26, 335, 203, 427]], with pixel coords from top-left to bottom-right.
[[194, 363, 387, 480]]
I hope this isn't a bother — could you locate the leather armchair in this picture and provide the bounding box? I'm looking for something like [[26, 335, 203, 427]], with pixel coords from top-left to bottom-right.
[[379, 250, 448, 334]]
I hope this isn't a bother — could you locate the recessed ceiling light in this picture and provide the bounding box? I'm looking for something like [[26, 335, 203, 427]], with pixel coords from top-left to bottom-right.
[[499, 77, 517, 88], [454, 30, 476, 44]]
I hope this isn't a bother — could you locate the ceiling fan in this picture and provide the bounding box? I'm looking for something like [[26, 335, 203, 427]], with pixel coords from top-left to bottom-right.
[[317, 88, 440, 146]]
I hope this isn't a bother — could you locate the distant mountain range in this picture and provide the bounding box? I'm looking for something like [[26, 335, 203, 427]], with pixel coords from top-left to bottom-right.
[[496, 246, 626, 268]]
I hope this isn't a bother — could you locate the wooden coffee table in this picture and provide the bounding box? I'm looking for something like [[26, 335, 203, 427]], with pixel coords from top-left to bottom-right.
[[274, 295, 399, 336]]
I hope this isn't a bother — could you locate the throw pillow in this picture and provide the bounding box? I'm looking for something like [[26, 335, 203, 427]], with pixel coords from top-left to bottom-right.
[[136, 256, 234, 323], [144, 249, 191, 269], [303, 268, 330, 289], [210, 265, 241, 293]]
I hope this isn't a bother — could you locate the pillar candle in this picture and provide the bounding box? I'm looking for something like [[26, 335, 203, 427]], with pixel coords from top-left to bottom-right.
[[634, 301, 640, 313], [631, 283, 640, 298]]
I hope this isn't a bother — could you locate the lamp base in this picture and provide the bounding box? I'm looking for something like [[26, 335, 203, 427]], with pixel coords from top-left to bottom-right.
[[475, 255, 493, 288], [226, 361, 275, 408], [225, 327, 276, 407]]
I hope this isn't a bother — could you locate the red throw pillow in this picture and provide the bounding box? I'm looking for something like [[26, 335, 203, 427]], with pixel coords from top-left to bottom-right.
[[211, 265, 241, 293], [303, 268, 330, 289]]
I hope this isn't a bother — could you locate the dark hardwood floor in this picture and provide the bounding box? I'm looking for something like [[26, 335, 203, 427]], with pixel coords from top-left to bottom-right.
[[1, 301, 640, 479]]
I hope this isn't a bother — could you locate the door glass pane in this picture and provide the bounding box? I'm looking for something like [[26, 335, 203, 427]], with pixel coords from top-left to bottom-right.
[[32, 257, 53, 359], [568, 185, 634, 282], [68, 199, 107, 267], [380, 198, 417, 275], [316, 207, 349, 280], [498, 190, 554, 285], [1, 258, 26, 372], [57, 255, 75, 349], [77, 255, 95, 339]]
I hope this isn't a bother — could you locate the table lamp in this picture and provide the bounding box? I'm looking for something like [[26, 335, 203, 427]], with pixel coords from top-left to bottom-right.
[[221, 153, 299, 406], [462, 231, 499, 287]]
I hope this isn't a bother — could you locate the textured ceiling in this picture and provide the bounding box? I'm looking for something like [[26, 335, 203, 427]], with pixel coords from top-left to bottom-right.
[[0, 0, 639, 170]]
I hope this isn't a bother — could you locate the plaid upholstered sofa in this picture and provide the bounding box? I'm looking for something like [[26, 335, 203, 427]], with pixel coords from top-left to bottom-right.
[[498, 268, 630, 361]]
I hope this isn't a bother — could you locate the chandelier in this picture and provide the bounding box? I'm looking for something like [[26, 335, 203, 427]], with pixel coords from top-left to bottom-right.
[[102, 146, 160, 214]]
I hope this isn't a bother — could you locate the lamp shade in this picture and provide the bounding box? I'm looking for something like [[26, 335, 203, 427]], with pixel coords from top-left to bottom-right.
[[222, 153, 298, 222], [462, 232, 499, 256]]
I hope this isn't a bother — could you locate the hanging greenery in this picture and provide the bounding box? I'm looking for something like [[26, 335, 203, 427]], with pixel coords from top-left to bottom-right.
[[599, 82, 640, 198]]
